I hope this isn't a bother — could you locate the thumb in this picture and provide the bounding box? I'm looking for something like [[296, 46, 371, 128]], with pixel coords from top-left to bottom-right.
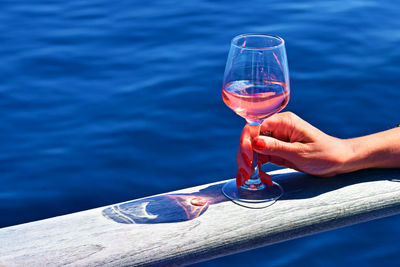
[[252, 136, 301, 160]]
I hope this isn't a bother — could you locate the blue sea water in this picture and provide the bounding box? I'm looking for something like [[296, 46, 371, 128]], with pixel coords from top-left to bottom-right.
[[1, 0, 400, 265]]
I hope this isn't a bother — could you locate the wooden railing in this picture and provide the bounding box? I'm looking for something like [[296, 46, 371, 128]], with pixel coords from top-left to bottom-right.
[[1, 168, 400, 266]]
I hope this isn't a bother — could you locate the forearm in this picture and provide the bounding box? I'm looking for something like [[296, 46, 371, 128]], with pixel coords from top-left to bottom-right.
[[342, 127, 400, 172]]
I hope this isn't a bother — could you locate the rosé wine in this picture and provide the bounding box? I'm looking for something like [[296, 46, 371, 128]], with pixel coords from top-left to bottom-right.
[[222, 80, 289, 122]]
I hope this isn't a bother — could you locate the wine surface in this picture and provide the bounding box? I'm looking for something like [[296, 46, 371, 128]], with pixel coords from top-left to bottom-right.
[[222, 80, 289, 122]]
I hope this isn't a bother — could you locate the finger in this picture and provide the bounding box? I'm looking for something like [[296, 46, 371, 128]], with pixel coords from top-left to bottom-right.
[[268, 156, 298, 169], [236, 170, 244, 188], [269, 155, 288, 166], [258, 154, 270, 163], [240, 167, 250, 182], [240, 135, 253, 166], [261, 112, 317, 143], [258, 154, 298, 170], [258, 161, 273, 186], [252, 136, 302, 161], [236, 125, 253, 176], [260, 112, 295, 138], [236, 151, 252, 178]]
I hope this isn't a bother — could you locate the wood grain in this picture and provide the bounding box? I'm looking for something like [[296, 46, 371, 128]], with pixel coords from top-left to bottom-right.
[[1, 168, 400, 266]]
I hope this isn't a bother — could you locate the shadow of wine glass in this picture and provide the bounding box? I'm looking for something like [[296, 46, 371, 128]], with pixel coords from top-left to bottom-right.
[[272, 168, 400, 200], [102, 183, 228, 224], [102, 168, 400, 224]]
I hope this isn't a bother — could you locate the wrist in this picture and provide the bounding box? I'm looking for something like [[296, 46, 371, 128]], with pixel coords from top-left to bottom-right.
[[340, 137, 374, 173]]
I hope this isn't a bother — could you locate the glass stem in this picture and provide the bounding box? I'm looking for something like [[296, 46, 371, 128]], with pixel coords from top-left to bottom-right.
[[252, 150, 259, 179], [242, 149, 262, 188], [243, 121, 264, 190]]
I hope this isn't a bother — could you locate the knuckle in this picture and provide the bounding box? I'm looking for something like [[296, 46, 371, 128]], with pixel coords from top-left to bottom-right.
[[296, 143, 311, 157], [279, 112, 295, 129], [286, 112, 297, 123], [287, 111, 301, 124], [269, 139, 281, 153], [283, 111, 295, 119], [285, 111, 294, 117]]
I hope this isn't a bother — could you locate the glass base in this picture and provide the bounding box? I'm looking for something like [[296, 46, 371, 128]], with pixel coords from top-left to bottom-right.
[[222, 179, 283, 209]]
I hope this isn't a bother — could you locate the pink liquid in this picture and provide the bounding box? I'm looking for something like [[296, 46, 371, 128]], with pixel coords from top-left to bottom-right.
[[222, 80, 289, 122]]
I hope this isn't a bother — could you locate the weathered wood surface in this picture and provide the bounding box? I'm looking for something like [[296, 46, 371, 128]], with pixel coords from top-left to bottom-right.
[[1, 168, 400, 266]]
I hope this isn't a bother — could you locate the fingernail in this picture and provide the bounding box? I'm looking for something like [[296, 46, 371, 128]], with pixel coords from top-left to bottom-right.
[[257, 161, 262, 171], [236, 171, 242, 188], [240, 168, 250, 182], [241, 152, 252, 167], [260, 171, 273, 186], [252, 137, 266, 150]]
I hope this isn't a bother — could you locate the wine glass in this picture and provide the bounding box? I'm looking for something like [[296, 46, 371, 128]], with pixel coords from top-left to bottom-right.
[[222, 34, 290, 208]]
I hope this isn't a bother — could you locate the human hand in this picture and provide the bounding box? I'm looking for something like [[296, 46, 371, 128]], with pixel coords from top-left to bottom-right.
[[236, 112, 352, 185]]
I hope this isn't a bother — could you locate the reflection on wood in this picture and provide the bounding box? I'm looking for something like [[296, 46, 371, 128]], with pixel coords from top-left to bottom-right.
[[103, 194, 213, 224], [1, 168, 400, 266], [102, 182, 227, 224]]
